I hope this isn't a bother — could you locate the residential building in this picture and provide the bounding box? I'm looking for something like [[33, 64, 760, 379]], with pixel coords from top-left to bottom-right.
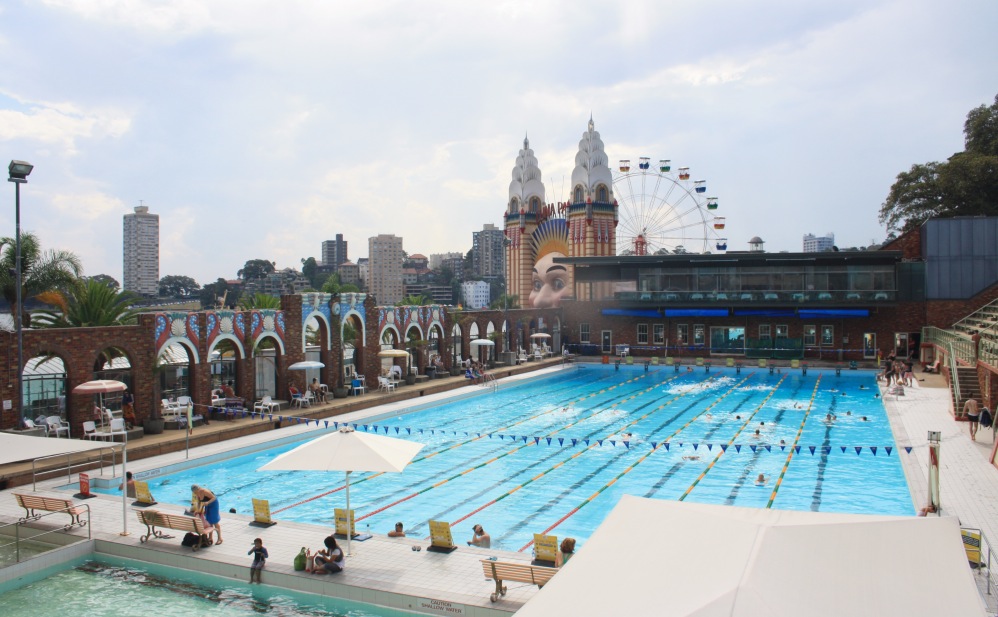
[[337, 261, 360, 287], [803, 233, 835, 253], [322, 234, 348, 267], [462, 280, 491, 309], [429, 252, 463, 270], [123, 204, 160, 296], [407, 253, 429, 270], [242, 268, 309, 296], [473, 223, 505, 279], [368, 234, 404, 304], [357, 258, 370, 290]]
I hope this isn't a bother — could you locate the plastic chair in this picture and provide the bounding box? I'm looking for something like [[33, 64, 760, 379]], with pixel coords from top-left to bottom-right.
[[351, 378, 366, 396], [46, 416, 70, 438], [82, 420, 100, 440], [378, 376, 396, 393], [254, 396, 278, 413], [106, 418, 128, 441]]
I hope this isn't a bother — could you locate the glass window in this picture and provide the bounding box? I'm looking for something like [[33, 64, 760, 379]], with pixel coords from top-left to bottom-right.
[[580, 323, 591, 344], [677, 324, 689, 345], [694, 324, 705, 346], [775, 325, 788, 338], [653, 324, 665, 344], [759, 324, 771, 338], [821, 325, 834, 346], [804, 325, 817, 346], [711, 326, 745, 355], [637, 324, 649, 344]]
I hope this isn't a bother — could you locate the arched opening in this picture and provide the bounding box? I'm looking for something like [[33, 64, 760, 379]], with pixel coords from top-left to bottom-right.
[[93, 347, 132, 410], [304, 314, 329, 351], [529, 196, 540, 213], [405, 325, 424, 375], [381, 327, 401, 379], [342, 314, 364, 385], [210, 340, 241, 394], [451, 323, 462, 366], [510, 197, 519, 214], [22, 353, 68, 426], [574, 185, 584, 204], [485, 321, 496, 364], [254, 334, 283, 399], [427, 324, 443, 376], [157, 342, 195, 403], [596, 184, 608, 202]]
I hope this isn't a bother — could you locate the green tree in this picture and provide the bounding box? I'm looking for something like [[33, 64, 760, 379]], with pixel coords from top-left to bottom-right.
[[396, 294, 429, 306], [33, 279, 140, 327], [158, 274, 201, 298], [880, 93, 998, 234], [239, 292, 281, 310], [90, 274, 120, 292], [0, 232, 83, 327], [339, 283, 360, 293], [489, 294, 520, 310], [238, 259, 276, 280], [321, 273, 342, 294], [301, 257, 319, 288]]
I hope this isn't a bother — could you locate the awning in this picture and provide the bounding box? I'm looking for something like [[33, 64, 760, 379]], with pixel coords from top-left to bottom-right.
[[0, 433, 112, 465]]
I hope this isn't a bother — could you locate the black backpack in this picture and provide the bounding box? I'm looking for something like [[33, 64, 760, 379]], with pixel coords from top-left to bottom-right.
[[980, 408, 993, 429]]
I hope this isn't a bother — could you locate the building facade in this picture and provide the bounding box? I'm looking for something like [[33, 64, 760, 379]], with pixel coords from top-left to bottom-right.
[[462, 280, 491, 309], [123, 205, 160, 296], [803, 233, 835, 253], [473, 223, 505, 279], [322, 234, 348, 267], [368, 234, 404, 304]]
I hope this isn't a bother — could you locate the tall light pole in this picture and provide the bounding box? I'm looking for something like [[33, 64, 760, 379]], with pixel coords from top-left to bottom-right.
[[8, 160, 33, 423]]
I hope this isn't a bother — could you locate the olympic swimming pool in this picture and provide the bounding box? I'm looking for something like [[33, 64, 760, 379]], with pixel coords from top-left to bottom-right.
[[98, 365, 913, 552]]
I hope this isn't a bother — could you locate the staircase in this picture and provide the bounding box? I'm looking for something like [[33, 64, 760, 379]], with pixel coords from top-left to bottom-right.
[[953, 366, 982, 417], [952, 297, 998, 338]]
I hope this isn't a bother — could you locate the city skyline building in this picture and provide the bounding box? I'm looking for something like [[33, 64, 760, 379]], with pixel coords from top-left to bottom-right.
[[123, 204, 160, 296], [461, 280, 490, 309], [472, 223, 505, 279], [429, 252, 464, 270], [368, 234, 404, 304], [803, 232, 835, 252], [322, 234, 348, 267]]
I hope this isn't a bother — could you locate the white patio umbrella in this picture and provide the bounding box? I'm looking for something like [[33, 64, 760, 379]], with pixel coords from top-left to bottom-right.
[[288, 360, 325, 370], [530, 333, 551, 339], [258, 426, 424, 555], [377, 349, 410, 357], [470, 339, 495, 347]]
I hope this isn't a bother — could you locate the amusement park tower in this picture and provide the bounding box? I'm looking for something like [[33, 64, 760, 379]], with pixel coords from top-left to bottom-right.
[[504, 118, 618, 306]]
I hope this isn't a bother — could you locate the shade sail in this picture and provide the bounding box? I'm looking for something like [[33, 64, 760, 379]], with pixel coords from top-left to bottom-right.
[[0, 433, 112, 465], [516, 496, 985, 617]]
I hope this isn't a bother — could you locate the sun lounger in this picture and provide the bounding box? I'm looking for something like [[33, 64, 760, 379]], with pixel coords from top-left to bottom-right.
[[480, 559, 558, 603]]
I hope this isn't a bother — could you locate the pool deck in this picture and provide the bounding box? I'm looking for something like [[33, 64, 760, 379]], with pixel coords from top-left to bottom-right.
[[2, 361, 998, 615]]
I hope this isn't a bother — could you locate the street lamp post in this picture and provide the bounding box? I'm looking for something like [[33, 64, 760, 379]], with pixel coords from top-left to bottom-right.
[[8, 161, 33, 424]]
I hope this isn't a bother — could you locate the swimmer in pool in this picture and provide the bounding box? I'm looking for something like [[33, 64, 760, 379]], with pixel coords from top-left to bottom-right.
[[683, 454, 701, 461], [861, 416, 868, 421], [752, 429, 762, 439], [779, 439, 786, 446], [846, 411, 852, 416], [755, 473, 767, 485]]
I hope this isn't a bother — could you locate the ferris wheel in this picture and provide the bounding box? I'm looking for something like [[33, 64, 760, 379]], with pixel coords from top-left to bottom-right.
[[612, 157, 726, 255]]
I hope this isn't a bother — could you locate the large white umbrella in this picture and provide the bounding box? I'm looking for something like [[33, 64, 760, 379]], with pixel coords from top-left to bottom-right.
[[258, 425, 424, 555], [288, 360, 325, 370], [470, 339, 495, 347], [530, 333, 552, 339], [377, 349, 410, 357]]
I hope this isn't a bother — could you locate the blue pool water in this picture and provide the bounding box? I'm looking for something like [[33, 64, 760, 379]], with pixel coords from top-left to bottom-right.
[[0, 556, 411, 616], [102, 366, 912, 552]]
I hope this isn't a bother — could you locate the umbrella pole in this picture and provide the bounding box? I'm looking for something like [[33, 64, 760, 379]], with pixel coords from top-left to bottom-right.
[[345, 470, 352, 556], [120, 437, 129, 536]]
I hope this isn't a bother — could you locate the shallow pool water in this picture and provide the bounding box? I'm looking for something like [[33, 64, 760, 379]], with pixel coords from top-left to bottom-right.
[[97, 366, 911, 552]]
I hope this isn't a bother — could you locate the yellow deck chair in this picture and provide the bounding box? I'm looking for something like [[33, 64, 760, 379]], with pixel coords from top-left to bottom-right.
[[758, 358, 767, 368], [651, 357, 659, 365], [725, 357, 735, 367], [791, 359, 800, 369], [696, 357, 704, 366], [666, 357, 674, 366]]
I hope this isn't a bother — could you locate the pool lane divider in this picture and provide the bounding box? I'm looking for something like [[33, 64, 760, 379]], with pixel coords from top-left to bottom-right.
[[766, 373, 823, 509], [677, 374, 789, 502], [444, 374, 730, 530], [356, 372, 686, 523], [517, 372, 757, 553], [273, 370, 671, 515]]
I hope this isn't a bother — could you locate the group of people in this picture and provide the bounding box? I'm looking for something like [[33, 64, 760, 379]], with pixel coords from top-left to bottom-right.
[[465, 360, 493, 384], [879, 353, 915, 387]]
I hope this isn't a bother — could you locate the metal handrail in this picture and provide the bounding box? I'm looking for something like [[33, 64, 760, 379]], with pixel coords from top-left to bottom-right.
[[949, 342, 962, 415], [31, 444, 123, 491], [0, 504, 91, 566], [962, 526, 997, 613]]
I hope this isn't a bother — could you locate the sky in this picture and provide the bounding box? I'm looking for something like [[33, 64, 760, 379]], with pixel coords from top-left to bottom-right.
[[0, 0, 996, 286]]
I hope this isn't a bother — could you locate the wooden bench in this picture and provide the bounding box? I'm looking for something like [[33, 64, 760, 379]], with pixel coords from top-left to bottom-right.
[[137, 510, 213, 551], [480, 559, 558, 603], [13, 493, 87, 528]]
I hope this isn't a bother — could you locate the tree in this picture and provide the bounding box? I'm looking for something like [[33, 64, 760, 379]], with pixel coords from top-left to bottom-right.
[[880, 93, 998, 234], [238, 259, 276, 280], [158, 274, 201, 298], [339, 283, 360, 293], [301, 257, 319, 288], [489, 294, 520, 310], [34, 279, 140, 327], [239, 292, 281, 310], [200, 278, 235, 309], [397, 294, 430, 306], [0, 232, 83, 326], [90, 274, 120, 292]]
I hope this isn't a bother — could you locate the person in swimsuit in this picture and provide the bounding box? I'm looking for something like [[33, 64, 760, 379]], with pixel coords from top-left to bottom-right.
[[192, 484, 223, 544], [965, 398, 980, 441], [556, 537, 576, 566], [248, 538, 268, 583]]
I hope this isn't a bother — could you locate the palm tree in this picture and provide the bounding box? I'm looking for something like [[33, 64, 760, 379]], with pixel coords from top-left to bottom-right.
[[239, 292, 281, 310], [397, 294, 430, 306], [33, 279, 141, 328], [0, 232, 83, 327]]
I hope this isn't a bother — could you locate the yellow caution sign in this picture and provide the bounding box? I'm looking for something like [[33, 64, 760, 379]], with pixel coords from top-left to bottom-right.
[[334, 508, 355, 537], [428, 519, 455, 549], [251, 498, 276, 526], [133, 481, 156, 506], [533, 533, 558, 564], [963, 529, 982, 567]]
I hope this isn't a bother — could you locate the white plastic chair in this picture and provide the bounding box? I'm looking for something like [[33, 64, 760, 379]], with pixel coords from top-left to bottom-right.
[[106, 418, 128, 441], [82, 420, 100, 440], [161, 398, 181, 418], [46, 416, 70, 438], [23, 418, 47, 435], [254, 395, 278, 413], [378, 376, 396, 393]]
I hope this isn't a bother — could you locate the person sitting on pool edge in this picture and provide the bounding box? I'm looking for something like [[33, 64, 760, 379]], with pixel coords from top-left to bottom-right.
[[468, 524, 491, 548], [555, 537, 576, 566], [308, 535, 345, 574], [388, 522, 406, 537]]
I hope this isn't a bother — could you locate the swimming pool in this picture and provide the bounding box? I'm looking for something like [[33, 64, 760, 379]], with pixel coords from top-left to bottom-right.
[[104, 366, 912, 552], [0, 556, 414, 616]]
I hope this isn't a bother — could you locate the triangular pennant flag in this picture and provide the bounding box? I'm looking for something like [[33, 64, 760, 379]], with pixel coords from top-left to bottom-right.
[[406, 427, 411, 434], [571, 439, 578, 447], [533, 437, 540, 445], [692, 443, 699, 451], [706, 444, 713, 451], [333, 422, 339, 428], [418, 428, 424, 434], [584, 440, 590, 446], [750, 445, 758, 453], [678, 442, 684, 448], [808, 446, 816, 455], [499, 434, 505, 440], [762, 445, 769, 452], [351, 424, 358, 430], [651, 441, 658, 449], [720, 444, 728, 452], [904, 446, 912, 454], [779, 445, 786, 451], [268, 414, 273, 421], [487, 433, 492, 439], [870, 446, 878, 456], [278, 416, 284, 423], [558, 438, 564, 446], [840, 446, 847, 453], [372, 425, 379, 432], [241, 411, 247, 418], [623, 441, 630, 449], [521, 436, 528, 443], [885, 446, 893, 455], [384, 427, 390, 434], [734, 445, 741, 453], [663, 442, 670, 451], [431, 430, 435, 435], [608, 440, 615, 447], [324, 420, 329, 428], [395, 427, 400, 434], [823, 447, 831, 454], [363, 425, 369, 431], [794, 446, 801, 454], [854, 446, 863, 455], [546, 438, 552, 446]]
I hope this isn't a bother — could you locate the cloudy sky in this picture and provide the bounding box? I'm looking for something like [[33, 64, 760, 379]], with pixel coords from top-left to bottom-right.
[[1, 0, 995, 285]]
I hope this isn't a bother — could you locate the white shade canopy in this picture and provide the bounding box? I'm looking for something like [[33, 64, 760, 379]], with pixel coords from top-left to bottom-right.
[[0, 433, 112, 465], [72, 379, 127, 394], [288, 360, 325, 370], [516, 496, 985, 617], [378, 349, 410, 358], [530, 333, 551, 339], [470, 339, 495, 347], [260, 425, 424, 474]]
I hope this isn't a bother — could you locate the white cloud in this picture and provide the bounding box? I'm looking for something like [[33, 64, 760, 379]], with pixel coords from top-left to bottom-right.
[[39, 0, 215, 35], [0, 94, 131, 155]]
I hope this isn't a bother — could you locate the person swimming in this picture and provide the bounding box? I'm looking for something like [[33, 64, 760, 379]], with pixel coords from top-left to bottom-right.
[[755, 473, 767, 485]]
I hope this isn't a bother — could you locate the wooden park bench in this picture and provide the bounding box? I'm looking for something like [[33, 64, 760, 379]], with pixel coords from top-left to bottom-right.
[[137, 509, 214, 551], [480, 559, 558, 603], [13, 493, 87, 528]]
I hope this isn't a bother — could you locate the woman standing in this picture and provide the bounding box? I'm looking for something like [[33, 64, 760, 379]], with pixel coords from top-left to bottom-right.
[[192, 485, 223, 544]]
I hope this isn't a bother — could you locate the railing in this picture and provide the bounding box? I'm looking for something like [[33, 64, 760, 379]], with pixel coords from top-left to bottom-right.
[[616, 290, 896, 304], [982, 338, 998, 369], [963, 526, 998, 614], [949, 342, 962, 414], [952, 297, 998, 336], [0, 505, 91, 566], [31, 445, 123, 491], [923, 327, 977, 364]]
